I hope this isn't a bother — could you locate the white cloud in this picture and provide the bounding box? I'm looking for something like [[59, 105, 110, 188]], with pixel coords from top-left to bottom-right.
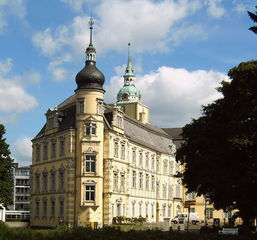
[[32, 0, 206, 81], [48, 53, 72, 81], [0, 0, 26, 33], [105, 66, 228, 127], [12, 137, 32, 166], [233, 3, 247, 15], [0, 58, 12, 75], [24, 70, 41, 85], [32, 28, 64, 57], [0, 58, 38, 123], [60, 0, 85, 12], [205, 0, 226, 18]]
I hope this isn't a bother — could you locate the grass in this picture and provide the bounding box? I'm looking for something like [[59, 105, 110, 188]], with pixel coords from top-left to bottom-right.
[[0, 222, 257, 240]]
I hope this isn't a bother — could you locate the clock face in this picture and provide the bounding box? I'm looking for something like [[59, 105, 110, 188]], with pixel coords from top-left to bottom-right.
[[122, 93, 128, 100]]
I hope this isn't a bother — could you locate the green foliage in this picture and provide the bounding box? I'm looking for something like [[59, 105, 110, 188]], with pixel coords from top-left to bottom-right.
[[0, 224, 257, 240], [248, 6, 257, 34], [177, 61, 257, 227], [0, 124, 14, 207]]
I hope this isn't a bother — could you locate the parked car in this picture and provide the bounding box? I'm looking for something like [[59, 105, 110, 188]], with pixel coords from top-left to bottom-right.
[[171, 212, 199, 224]]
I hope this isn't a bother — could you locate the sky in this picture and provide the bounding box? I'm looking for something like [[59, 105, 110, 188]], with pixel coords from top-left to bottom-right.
[[0, 0, 256, 166]]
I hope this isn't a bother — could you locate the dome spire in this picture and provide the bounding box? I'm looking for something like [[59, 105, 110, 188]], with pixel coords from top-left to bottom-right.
[[124, 42, 135, 77], [89, 16, 94, 46], [86, 17, 96, 62], [117, 43, 141, 103], [75, 17, 105, 91]]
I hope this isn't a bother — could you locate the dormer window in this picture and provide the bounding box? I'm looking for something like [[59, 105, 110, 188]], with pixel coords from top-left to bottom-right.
[[45, 108, 58, 130]]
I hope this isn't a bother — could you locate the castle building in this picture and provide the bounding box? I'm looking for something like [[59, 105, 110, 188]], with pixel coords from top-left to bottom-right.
[[30, 18, 182, 228]]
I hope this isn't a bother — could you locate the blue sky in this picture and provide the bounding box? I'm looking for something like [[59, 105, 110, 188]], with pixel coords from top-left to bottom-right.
[[0, 0, 256, 166]]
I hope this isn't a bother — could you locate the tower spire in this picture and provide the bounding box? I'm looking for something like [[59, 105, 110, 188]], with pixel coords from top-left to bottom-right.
[[89, 16, 94, 46], [86, 17, 96, 62], [124, 42, 134, 78], [117, 43, 141, 103]]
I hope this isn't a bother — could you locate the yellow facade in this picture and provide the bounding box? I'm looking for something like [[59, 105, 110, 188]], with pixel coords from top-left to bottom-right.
[[30, 91, 183, 227], [30, 20, 183, 228]]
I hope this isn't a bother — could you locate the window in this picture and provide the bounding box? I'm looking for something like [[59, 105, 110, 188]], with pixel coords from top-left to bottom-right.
[[42, 171, 48, 192], [132, 149, 136, 164], [59, 137, 65, 156], [116, 116, 123, 128], [50, 169, 56, 192], [168, 185, 173, 199], [59, 169, 65, 191], [35, 173, 40, 192], [114, 142, 118, 158], [206, 208, 213, 219], [145, 203, 148, 218], [117, 204, 121, 216], [145, 153, 149, 169], [175, 184, 181, 198], [168, 205, 171, 217], [59, 199, 64, 218], [151, 175, 155, 191], [35, 200, 40, 217], [139, 172, 143, 189], [43, 199, 47, 218], [190, 207, 195, 213], [121, 144, 125, 159], [156, 159, 160, 172], [145, 174, 149, 191], [43, 142, 48, 160], [175, 162, 180, 173], [156, 182, 160, 198], [51, 199, 55, 218], [151, 204, 154, 218], [85, 184, 95, 201], [169, 161, 174, 175], [163, 160, 168, 174], [132, 202, 135, 217], [113, 173, 118, 191], [139, 151, 143, 167], [120, 174, 125, 192], [151, 155, 155, 170], [187, 192, 196, 200], [77, 98, 85, 114], [48, 117, 54, 129], [163, 184, 167, 199], [139, 203, 142, 217], [132, 171, 136, 188], [84, 155, 96, 173], [51, 140, 56, 158], [97, 99, 103, 115], [85, 123, 96, 136], [162, 205, 166, 218], [35, 144, 40, 162]]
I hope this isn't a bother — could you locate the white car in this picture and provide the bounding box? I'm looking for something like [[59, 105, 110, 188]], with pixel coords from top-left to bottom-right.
[[171, 212, 199, 224]]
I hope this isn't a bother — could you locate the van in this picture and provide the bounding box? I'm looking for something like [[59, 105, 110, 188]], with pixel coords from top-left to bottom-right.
[[171, 212, 199, 224]]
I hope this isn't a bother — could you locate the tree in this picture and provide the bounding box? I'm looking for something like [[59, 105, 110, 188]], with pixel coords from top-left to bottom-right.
[[248, 6, 257, 34], [0, 124, 14, 207], [177, 61, 257, 228]]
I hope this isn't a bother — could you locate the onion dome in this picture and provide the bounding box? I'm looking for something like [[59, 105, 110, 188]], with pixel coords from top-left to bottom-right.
[[75, 17, 105, 91], [117, 85, 141, 103]]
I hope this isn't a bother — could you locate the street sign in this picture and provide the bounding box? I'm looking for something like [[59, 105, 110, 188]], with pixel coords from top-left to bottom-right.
[[184, 200, 196, 208]]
